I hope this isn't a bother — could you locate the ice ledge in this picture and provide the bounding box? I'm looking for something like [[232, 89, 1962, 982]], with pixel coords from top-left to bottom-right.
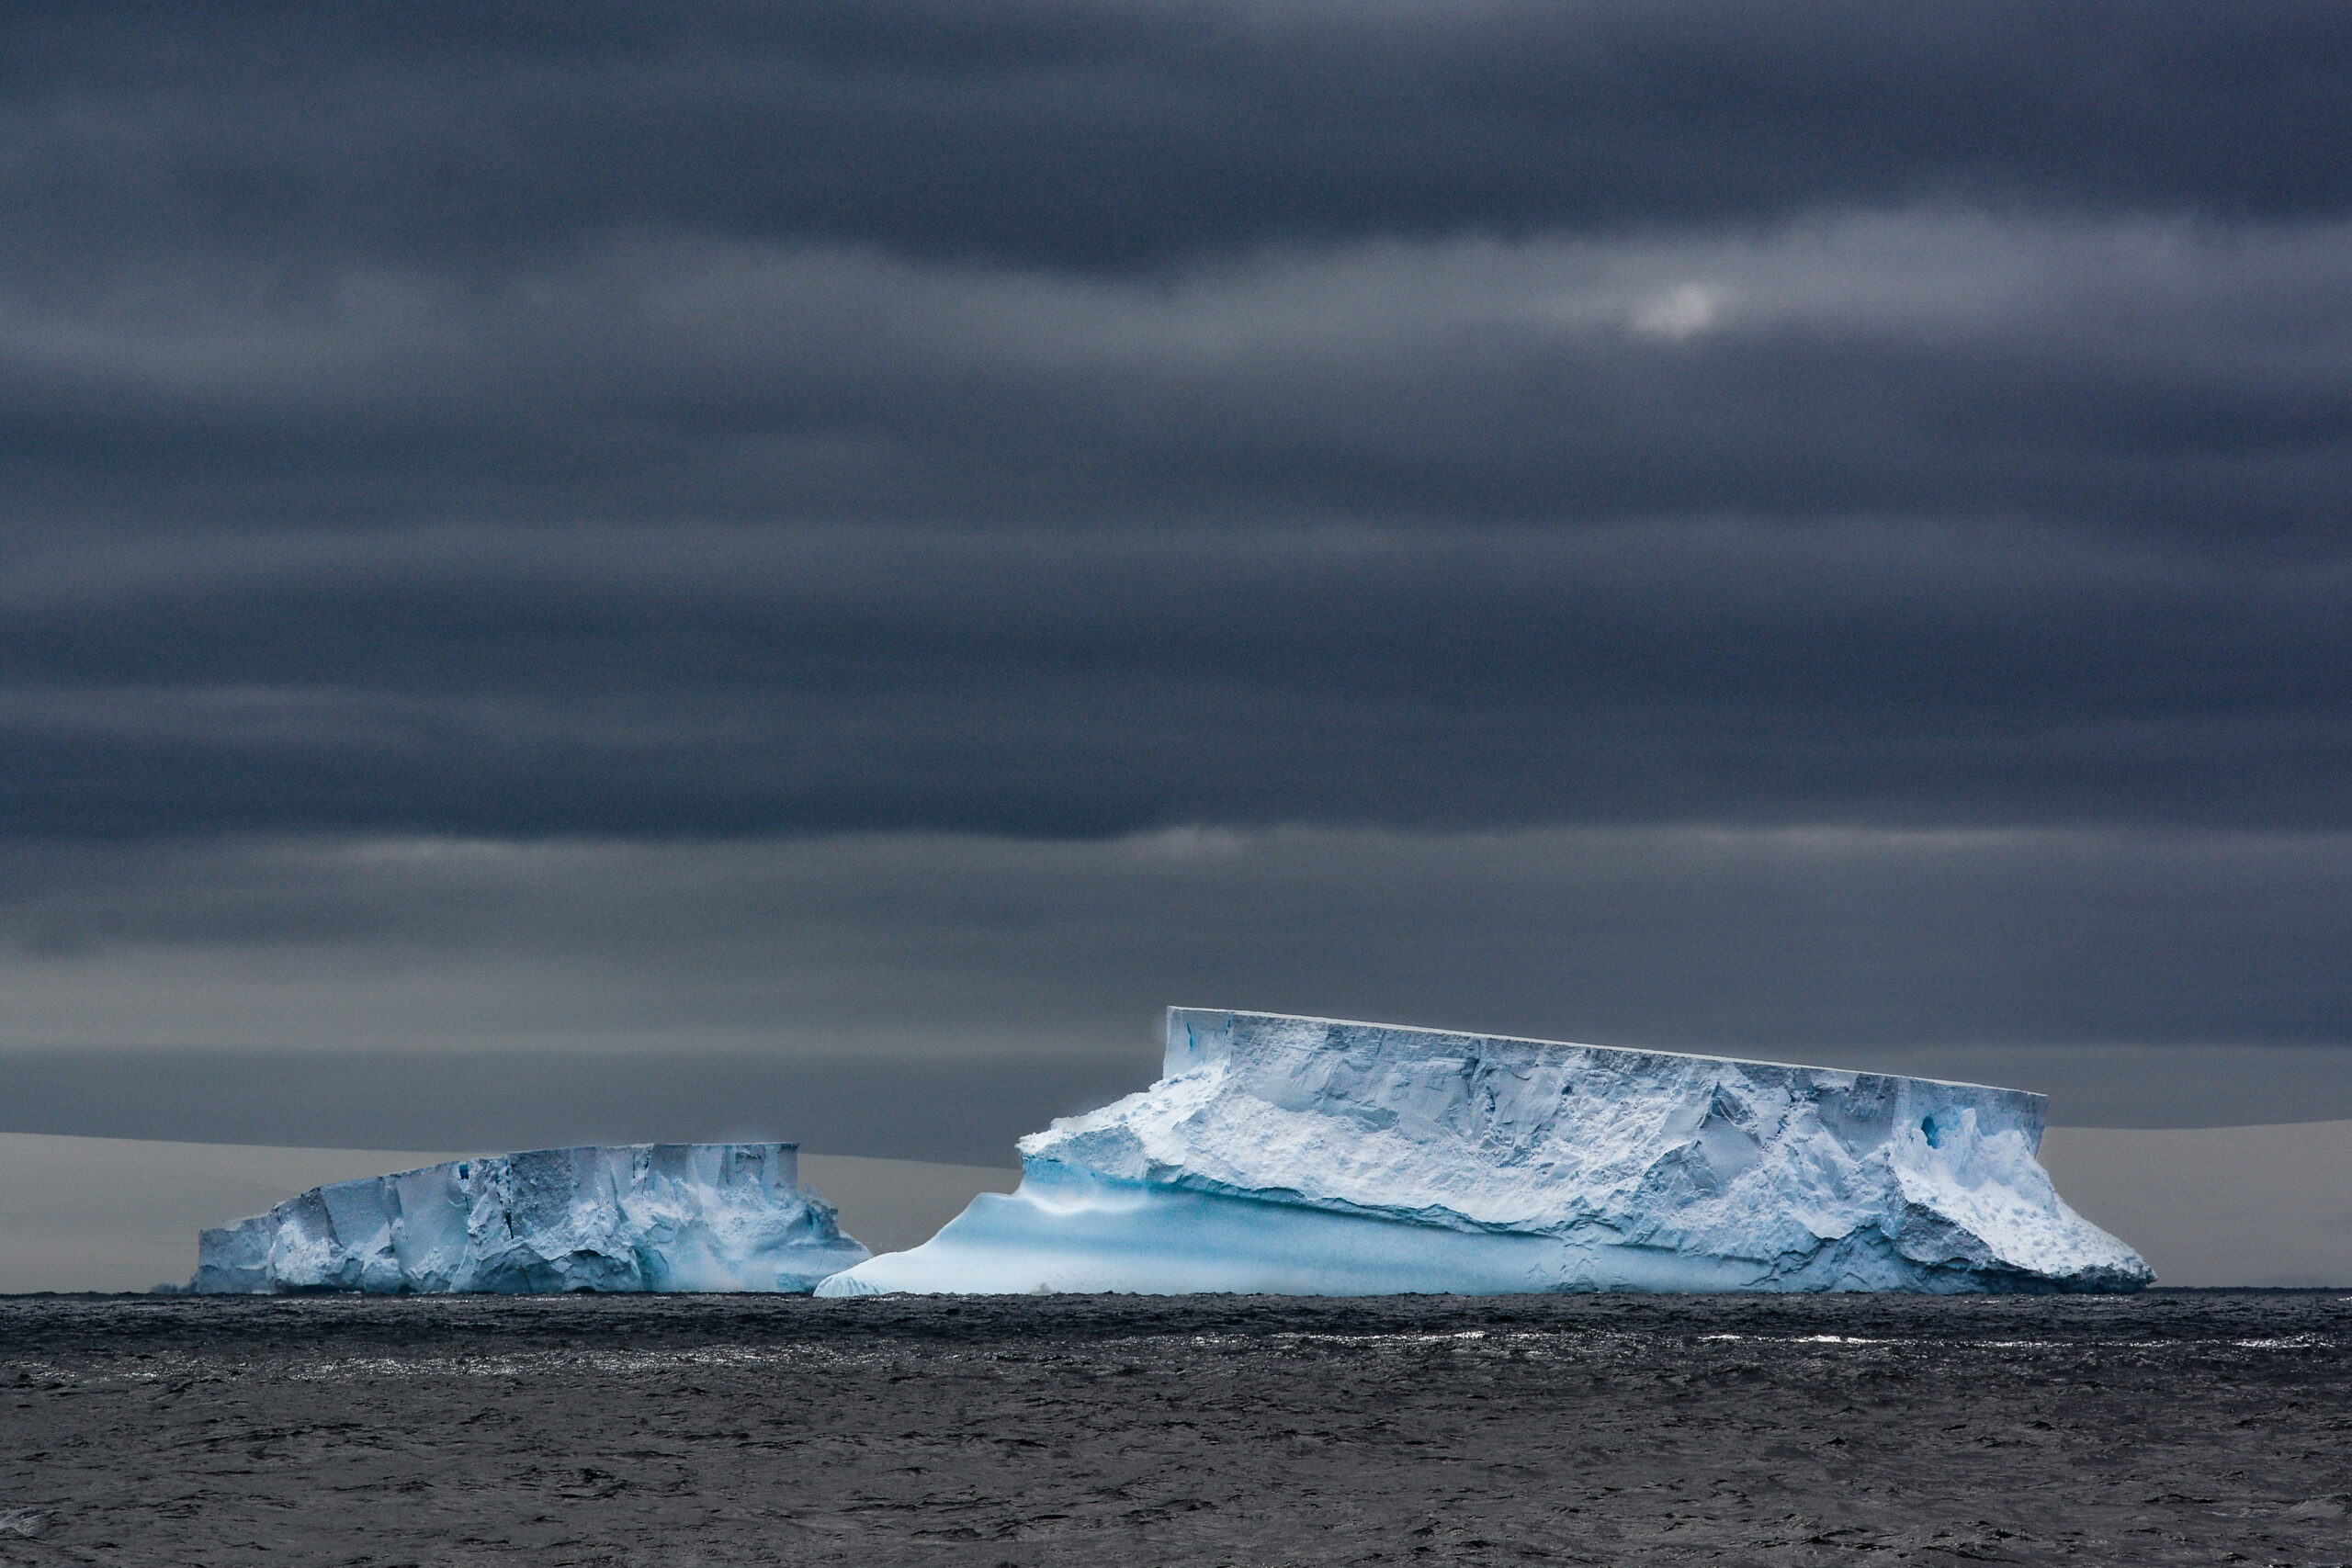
[[191, 1143, 870, 1295], [819, 1009, 2152, 1296]]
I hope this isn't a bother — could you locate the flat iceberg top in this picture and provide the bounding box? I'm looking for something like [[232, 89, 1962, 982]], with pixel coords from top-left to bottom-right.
[[825, 1009, 2150, 1296], [1164, 1009, 2045, 1106], [194, 1143, 870, 1295]]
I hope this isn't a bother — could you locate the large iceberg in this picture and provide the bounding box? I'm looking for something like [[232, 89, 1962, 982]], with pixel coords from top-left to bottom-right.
[[820, 1009, 2152, 1296], [191, 1143, 869, 1294]]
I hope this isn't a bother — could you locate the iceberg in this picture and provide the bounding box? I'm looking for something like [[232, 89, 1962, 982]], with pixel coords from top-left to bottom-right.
[[819, 1009, 2152, 1296], [190, 1143, 869, 1294]]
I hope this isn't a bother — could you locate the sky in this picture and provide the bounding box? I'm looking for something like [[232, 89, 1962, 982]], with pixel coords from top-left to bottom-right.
[[3, 0, 2347, 1162]]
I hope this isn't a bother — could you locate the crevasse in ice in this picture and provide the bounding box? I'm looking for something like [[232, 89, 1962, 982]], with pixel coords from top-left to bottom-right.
[[818, 1009, 2152, 1296], [191, 1143, 869, 1294]]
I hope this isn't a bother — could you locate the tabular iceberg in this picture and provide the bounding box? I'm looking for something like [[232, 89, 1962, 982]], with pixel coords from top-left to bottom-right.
[[191, 1143, 869, 1294], [819, 1009, 2152, 1296]]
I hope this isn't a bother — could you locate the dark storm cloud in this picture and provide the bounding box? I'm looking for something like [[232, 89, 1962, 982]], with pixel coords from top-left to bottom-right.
[[0, 0, 2346, 1135], [6, 218, 2351, 534], [3, 213, 2350, 836], [1, 518, 2347, 835], [9, 0, 2352, 275]]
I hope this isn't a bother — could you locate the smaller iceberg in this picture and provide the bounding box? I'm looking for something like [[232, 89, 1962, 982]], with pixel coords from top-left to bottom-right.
[[191, 1143, 869, 1294], [820, 1010, 2153, 1296]]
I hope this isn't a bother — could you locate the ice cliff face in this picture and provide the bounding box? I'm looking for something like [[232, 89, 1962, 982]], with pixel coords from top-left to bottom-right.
[[820, 1010, 2152, 1296], [192, 1144, 869, 1294]]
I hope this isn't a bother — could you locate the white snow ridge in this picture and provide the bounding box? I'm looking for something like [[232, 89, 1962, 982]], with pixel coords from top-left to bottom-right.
[[191, 1144, 869, 1294], [819, 1009, 2153, 1296]]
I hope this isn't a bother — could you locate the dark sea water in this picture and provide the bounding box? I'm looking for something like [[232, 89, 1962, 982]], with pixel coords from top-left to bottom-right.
[[1, 1292, 2346, 1565]]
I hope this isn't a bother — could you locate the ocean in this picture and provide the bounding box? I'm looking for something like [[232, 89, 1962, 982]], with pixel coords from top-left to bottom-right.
[[2, 1291, 2346, 1564]]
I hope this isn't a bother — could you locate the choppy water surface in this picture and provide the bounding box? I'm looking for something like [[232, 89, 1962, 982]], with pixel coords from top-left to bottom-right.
[[2, 1292, 2346, 1564]]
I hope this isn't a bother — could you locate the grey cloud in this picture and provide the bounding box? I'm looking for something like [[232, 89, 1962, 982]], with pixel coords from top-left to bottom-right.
[[0, 520, 2345, 836], [1, 0, 2346, 1150], [0, 827, 2346, 1154], [9, 1, 2352, 279], [2, 826, 2345, 1055], [6, 217, 2351, 532]]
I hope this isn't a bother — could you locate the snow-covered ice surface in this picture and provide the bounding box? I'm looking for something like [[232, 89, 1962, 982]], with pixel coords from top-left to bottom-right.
[[820, 1009, 2152, 1296], [191, 1144, 869, 1294]]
